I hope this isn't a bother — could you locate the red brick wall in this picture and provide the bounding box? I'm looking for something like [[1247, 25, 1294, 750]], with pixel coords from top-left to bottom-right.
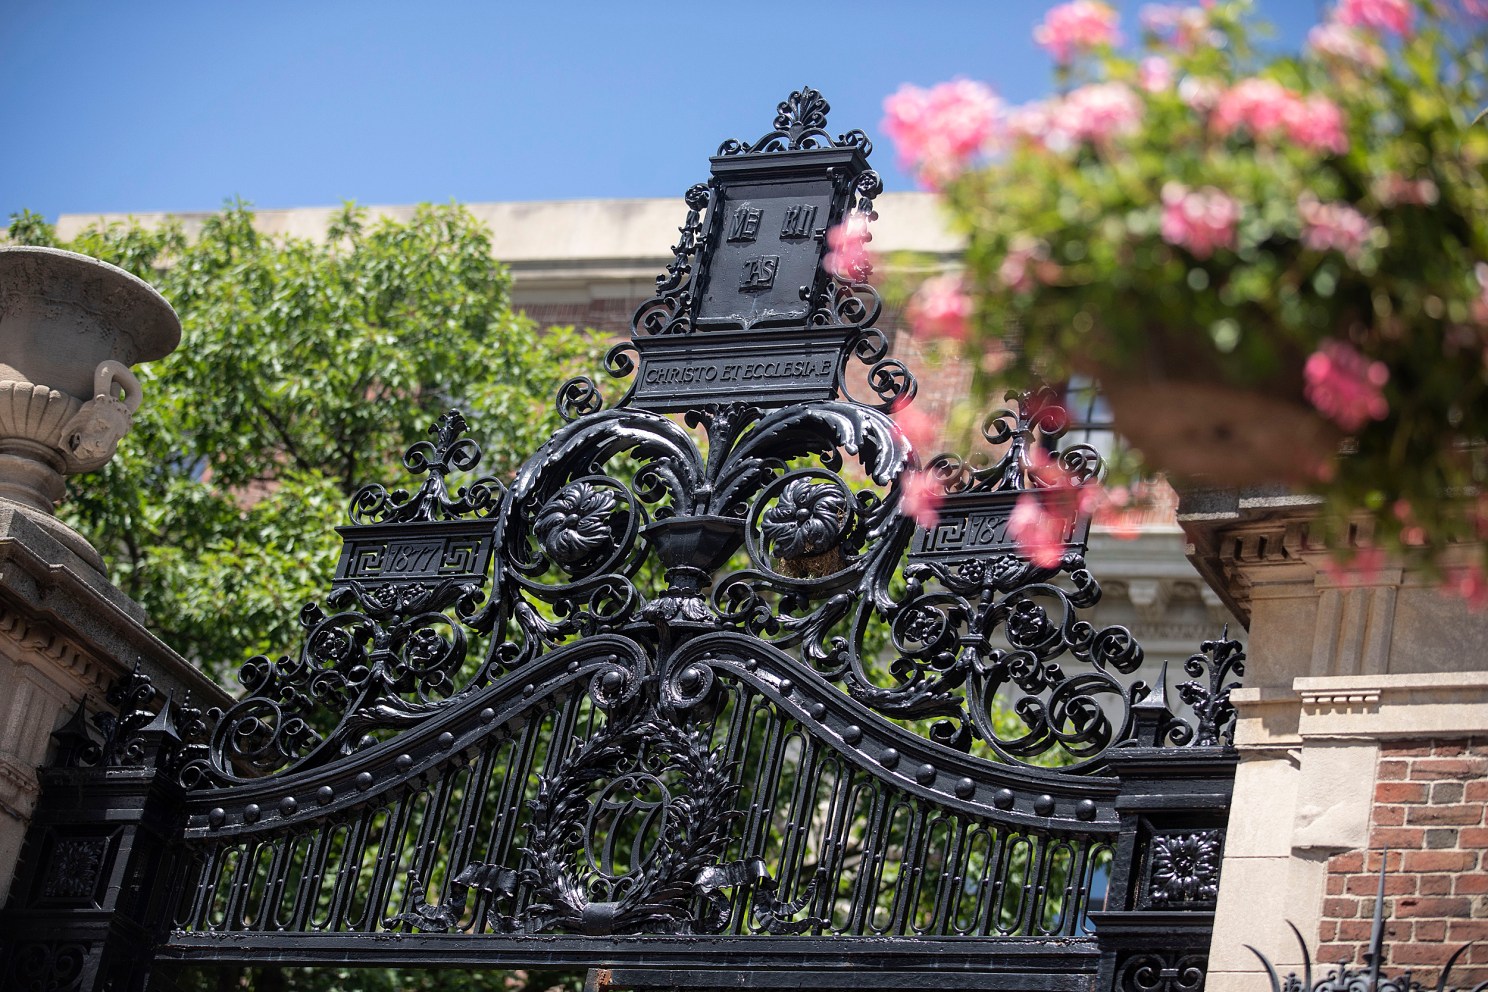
[[1318, 738, 1488, 987]]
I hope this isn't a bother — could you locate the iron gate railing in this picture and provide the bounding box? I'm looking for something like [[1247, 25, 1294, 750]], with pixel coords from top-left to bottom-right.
[[0, 88, 1242, 992]]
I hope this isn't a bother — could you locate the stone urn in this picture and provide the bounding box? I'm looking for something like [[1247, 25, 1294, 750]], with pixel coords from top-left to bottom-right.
[[0, 245, 181, 569]]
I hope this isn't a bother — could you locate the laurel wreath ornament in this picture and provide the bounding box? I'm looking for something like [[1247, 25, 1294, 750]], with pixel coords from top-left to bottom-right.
[[387, 704, 822, 936]]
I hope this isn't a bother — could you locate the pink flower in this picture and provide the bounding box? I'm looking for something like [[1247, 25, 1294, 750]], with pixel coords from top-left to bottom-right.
[[893, 407, 942, 454], [1320, 546, 1388, 586], [1307, 22, 1386, 69], [1333, 0, 1415, 35], [1160, 183, 1241, 259], [1373, 173, 1439, 206], [1298, 195, 1377, 261], [899, 470, 943, 528], [1035, 0, 1122, 64], [1464, 0, 1488, 17], [1140, 3, 1215, 49], [1213, 79, 1348, 154], [1139, 57, 1174, 93], [907, 274, 973, 341], [1443, 563, 1488, 610], [1179, 76, 1223, 113], [1006, 99, 1071, 153], [998, 236, 1058, 292], [1303, 339, 1390, 432], [1289, 95, 1349, 155], [1472, 263, 1488, 325], [1009, 494, 1068, 568], [882, 80, 1002, 187], [824, 215, 873, 281], [1213, 78, 1295, 136], [1062, 82, 1144, 144]]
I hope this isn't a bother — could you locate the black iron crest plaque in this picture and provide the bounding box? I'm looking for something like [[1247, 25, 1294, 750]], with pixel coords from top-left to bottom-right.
[[620, 87, 899, 413]]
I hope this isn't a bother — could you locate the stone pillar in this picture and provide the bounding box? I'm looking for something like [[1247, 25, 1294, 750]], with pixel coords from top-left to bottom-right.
[[1180, 491, 1488, 992], [0, 247, 229, 905]]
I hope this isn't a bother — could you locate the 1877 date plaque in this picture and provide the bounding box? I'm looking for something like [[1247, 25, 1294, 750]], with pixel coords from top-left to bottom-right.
[[333, 519, 495, 588]]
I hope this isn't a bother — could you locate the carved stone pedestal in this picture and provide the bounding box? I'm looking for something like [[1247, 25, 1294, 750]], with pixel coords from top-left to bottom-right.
[[0, 506, 226, 904]]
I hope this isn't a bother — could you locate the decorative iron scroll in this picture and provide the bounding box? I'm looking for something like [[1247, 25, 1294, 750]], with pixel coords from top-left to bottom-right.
[[169, 378, 1234, 791]]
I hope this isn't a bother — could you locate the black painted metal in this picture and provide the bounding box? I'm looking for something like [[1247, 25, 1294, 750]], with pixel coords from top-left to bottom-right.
[[0, 87, 1242, 992]]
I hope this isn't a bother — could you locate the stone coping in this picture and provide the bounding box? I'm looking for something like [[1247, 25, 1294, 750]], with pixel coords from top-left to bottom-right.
[[1233, 672, 1488, 748], [0, 504, 229, 708], [55, 192, 962, 270]]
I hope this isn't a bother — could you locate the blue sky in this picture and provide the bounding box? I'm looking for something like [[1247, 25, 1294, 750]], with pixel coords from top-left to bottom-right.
[[1, 1, 1322, 222]]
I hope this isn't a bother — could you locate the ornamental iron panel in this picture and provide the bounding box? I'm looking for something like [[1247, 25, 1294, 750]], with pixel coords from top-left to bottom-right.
[[0, 88, 1241, 992]]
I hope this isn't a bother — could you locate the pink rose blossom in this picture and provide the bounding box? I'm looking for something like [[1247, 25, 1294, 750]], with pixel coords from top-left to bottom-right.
[[1307, 22, 1386, 68], [1298, 195, 1377, 261], [1303, 339, 1390, 432], [1061, 82, 1144, 144], [1006, 99, 1072, 153], [1320, 546, 1388, 587], [882, 80, 1002, 187], [1009, 494, 1068, 568], [1444, 563, 1488, 610], [1213, 79, 1348, 154], [824, 216, 873, 281], [1139, 57, 1174, 93], [899, 470, 943, 529], [1334, 0, 1415, 35], [1213, 78, 1295, 136], [1289, 95, 1349, 154], [998, 236, 1058, 292], [1179, 76, 1223, 113], [1160, 183, 1241, 259], [1035, 1, 1122, 64], [1472, 263, 1488, 325], [893, 407, 942, 454], [1140, 3, 1215, 49], [1373, 173, 1439, 206], [907, 274, 973, 341]]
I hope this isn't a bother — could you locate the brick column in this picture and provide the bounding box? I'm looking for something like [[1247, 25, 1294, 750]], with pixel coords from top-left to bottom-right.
[[1317, 738, 1488, 986]]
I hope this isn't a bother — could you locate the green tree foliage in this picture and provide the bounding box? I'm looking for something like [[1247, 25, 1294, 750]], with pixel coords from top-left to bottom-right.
[[6, 203, 600, 683]]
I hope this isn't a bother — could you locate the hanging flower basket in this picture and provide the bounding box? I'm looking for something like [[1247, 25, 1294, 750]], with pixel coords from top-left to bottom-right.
[[1084, 324, 1338, 486], [882, 0, 1488, 596]]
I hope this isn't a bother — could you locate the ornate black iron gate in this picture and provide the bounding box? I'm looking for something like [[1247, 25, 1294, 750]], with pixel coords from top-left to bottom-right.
[[0, 89, 1241, 992]]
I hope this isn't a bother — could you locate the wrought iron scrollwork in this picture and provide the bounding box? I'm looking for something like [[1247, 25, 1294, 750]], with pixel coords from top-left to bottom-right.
[[630, 183, 712, 339], [182, 412, 504, 784], [51, 663, 186, 773], [173, 90, 1238, 785], [1117, 952, 1209, 992], [186, 380, 1237, 780], [1168, 629, 1245, 748], [716, 86, 872, 156], [349, 410, 503, 523], [384, 694, 820, 938]]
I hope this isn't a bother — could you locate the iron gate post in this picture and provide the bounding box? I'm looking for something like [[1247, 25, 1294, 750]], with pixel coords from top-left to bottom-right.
[[0, 706, 186, 992], [1091, 742, 1238, 992]]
